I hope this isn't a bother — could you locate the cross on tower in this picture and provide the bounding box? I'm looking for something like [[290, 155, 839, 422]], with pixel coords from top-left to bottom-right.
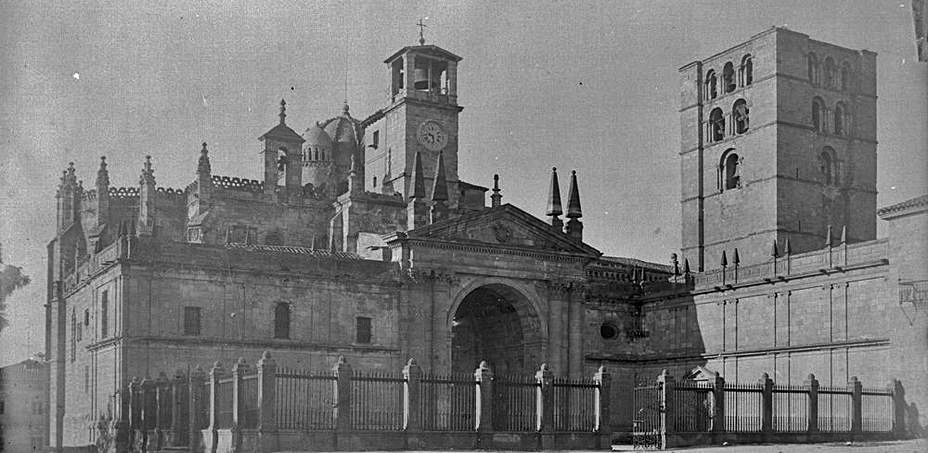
[[417, 18, 427, 45]]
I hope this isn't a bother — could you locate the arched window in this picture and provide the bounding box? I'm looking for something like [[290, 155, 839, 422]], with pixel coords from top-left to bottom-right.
[[834, 102, 846, 135], [820, 147, 837, 185], [274, 303, 290, 339], [740, 55, 753, 86], [705, 70, 718, 100], [314, 148, 319, 161], [721, 150, 741, 190], [824, 57, 836, 88], [807, 53, 819, 85], [709, 108, 725, 142], [840, 62, 851, 91], [723, 62, 735, 93], [811, 97, 826, 133], [277, 147, 288, 186], [733, 99, 749, 134]]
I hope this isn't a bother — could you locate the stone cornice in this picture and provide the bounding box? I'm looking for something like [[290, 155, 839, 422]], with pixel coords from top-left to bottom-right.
[[87, 335, 402, 354]]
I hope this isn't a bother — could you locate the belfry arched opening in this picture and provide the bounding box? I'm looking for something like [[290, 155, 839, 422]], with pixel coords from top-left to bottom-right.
[[451, 284, 543, 375]]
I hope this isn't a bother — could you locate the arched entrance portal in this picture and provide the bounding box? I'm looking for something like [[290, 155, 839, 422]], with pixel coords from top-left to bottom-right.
[[451, 284, 544, 375]]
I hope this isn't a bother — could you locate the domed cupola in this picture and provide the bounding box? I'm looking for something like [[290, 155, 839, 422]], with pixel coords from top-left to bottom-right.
[[315, 102, 365, 196], [302, 122, 335, 196]]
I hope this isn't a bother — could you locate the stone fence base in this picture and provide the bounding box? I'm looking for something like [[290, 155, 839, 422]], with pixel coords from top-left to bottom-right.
[[195, 428, 611, 452], [661, 431, 899, 449]]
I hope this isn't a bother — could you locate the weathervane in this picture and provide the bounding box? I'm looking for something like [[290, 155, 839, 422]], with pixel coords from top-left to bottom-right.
[[417, 18, 427, 45]]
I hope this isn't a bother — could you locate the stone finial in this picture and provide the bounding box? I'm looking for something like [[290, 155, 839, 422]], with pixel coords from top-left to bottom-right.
[[198, 142, 211, 175], [784, 237, 792, 255], [733, 248, 740, 265], [431, 151, 449, 202], [140, 155, 155, 186], [279, 99, 287, 125], [490, 174, 502, 208], [671, 253, 680, 276], [566, 170, 582, 219], [96, 156, 109, 188], [840, 225, 847, 244], [409, 152, 426, 200], [342, 101, 350, 116], [825, 224, 833, 247], [546, 167, 563, 218], [683, 258, 691, 275], [771, 240, 779, 258], [720, 250, 728, 267]]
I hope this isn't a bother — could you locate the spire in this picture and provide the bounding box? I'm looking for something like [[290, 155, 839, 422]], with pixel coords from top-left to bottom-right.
[[279, 99, 287, 125], [683, 258, 691, 275], [96, 156, 109, 188], [720, 250, 728, 267], [771, 240, 779, 258], [431, 151, 449, 202], [733, 248, 740, 265], [546, 167, 563, 217], [566, 170, 582, 219], [140, 155, 155, 186], [342, 101, 350, 116], [490, 174, 502, 208], [785, 236, 792, 255], [409, 152, 426, 199], [198, 142, 211, 175], [671, 253, 680, 276]]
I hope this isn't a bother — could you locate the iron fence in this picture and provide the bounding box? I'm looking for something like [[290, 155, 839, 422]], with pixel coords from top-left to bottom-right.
[[861, 388, 893, 432], [349, 370, 405, 431], [818, 386, 851, 432], [275, 367, 336, 430], [493, 374, 538, 431], [240, 374, 259, 429], [216, 377, 234, 429], [772, 384, 809, 432], [632, 383, 662, 449], [419, 372, 476, 431], [552, 376, 597, 431], [670, 381, 712, 432], [723, 382, 763, 432]]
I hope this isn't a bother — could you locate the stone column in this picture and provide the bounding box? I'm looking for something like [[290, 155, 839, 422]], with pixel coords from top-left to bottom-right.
[[850, 376, 863, 434], [474, 361, 494, 432], [535, 364, 554, 433], [593, 365, 611, 432], [188, 366, 206, 453], [207, 362, 222, 453], [759, 373, 774, 433], [805, 374, 819, 433], [657, 370, 675, 450], [231, 357, 247, 452], [890, 379, 906, 437], [257, 351, 278, 453], [403, 358, 423, 431], [333, 356, 352, 432], [708, 372, 725, 433]]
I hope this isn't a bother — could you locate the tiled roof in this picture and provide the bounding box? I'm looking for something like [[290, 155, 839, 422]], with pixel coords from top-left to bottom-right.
[[225, 243, 363, 260]]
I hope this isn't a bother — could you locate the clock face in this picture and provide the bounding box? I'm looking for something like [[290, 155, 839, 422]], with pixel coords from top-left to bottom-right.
[[417, 120, 447, 151]]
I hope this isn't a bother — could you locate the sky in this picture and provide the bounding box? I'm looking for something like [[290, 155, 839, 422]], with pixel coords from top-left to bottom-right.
[[1, 0, 925, 366]]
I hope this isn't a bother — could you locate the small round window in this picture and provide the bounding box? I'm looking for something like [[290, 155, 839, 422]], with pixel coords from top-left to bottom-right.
[[600, 322, 619, 340]]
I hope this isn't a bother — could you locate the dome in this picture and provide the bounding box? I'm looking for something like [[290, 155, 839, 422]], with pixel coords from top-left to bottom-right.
[[303, 122, 333, 148], [321, 103, 362, 149]]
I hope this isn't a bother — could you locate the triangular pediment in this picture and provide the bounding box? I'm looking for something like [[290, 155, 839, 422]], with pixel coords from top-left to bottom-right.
[[403, 204, 601, 257]]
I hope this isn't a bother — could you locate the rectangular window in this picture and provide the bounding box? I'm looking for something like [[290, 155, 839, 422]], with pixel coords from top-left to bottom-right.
[[100, 290, 109, 338], [184, 307, 202, 336], [356, 316, 372, 344], [371, 130, 380, 149]]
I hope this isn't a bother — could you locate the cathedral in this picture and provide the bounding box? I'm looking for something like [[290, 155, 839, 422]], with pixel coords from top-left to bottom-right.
[[45, 27, 927, 450]]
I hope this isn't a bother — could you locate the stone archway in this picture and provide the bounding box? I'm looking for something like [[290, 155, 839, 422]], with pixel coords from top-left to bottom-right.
[[450, 283, 544, 376]]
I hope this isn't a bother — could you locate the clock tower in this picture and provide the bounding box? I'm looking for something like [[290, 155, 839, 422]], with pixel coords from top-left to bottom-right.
[[365, 40, 463, 205]]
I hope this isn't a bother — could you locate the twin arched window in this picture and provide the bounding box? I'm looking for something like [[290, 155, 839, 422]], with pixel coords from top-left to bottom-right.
[[723, 62, 736, 93], [709, 108, 725, 141], [834, 102, 847, 135], [812, 97, 826, 132], [733, 99, 749, 134], [740, 55, 753, 86], [808, 53, 819, 85], [274, 303, 290, 339], [824, 57, 837, 89], [721, 149, 741, 190], [812, 98, 850, 135], [809, 52, 853, 91]]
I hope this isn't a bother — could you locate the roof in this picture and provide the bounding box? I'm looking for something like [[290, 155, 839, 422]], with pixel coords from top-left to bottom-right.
[[459, 181, 489, 192], [597, 256, 673, 273], [259, 123, 305, 142], [226, 243, 362, 260], [304, 122, 333, 148], [384, 44, 463, 64], [877, 194, 928, 219]]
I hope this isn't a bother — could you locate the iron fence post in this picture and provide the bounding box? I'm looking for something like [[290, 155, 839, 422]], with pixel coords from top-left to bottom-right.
[[593, 365, 611, 432], [257, 351, 279, 453], [474, 361, 494, 432], [759, 373, 773, 433], [805, 373, 819, 433], [890, 379, 906, 437], [657, 369, 675, 449], [849, 376, 862, 434], [403, 358, 422, 431], [535, 364, 554, 433], [333, 356, 352, 432], [189, 365, 205, 453]]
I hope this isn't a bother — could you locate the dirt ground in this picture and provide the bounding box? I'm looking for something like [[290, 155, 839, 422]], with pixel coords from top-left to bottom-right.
[[611, 438, 926, 452]]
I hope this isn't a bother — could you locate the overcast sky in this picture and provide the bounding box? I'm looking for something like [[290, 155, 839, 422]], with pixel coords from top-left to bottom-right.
[[1, 1, 925, 365]]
